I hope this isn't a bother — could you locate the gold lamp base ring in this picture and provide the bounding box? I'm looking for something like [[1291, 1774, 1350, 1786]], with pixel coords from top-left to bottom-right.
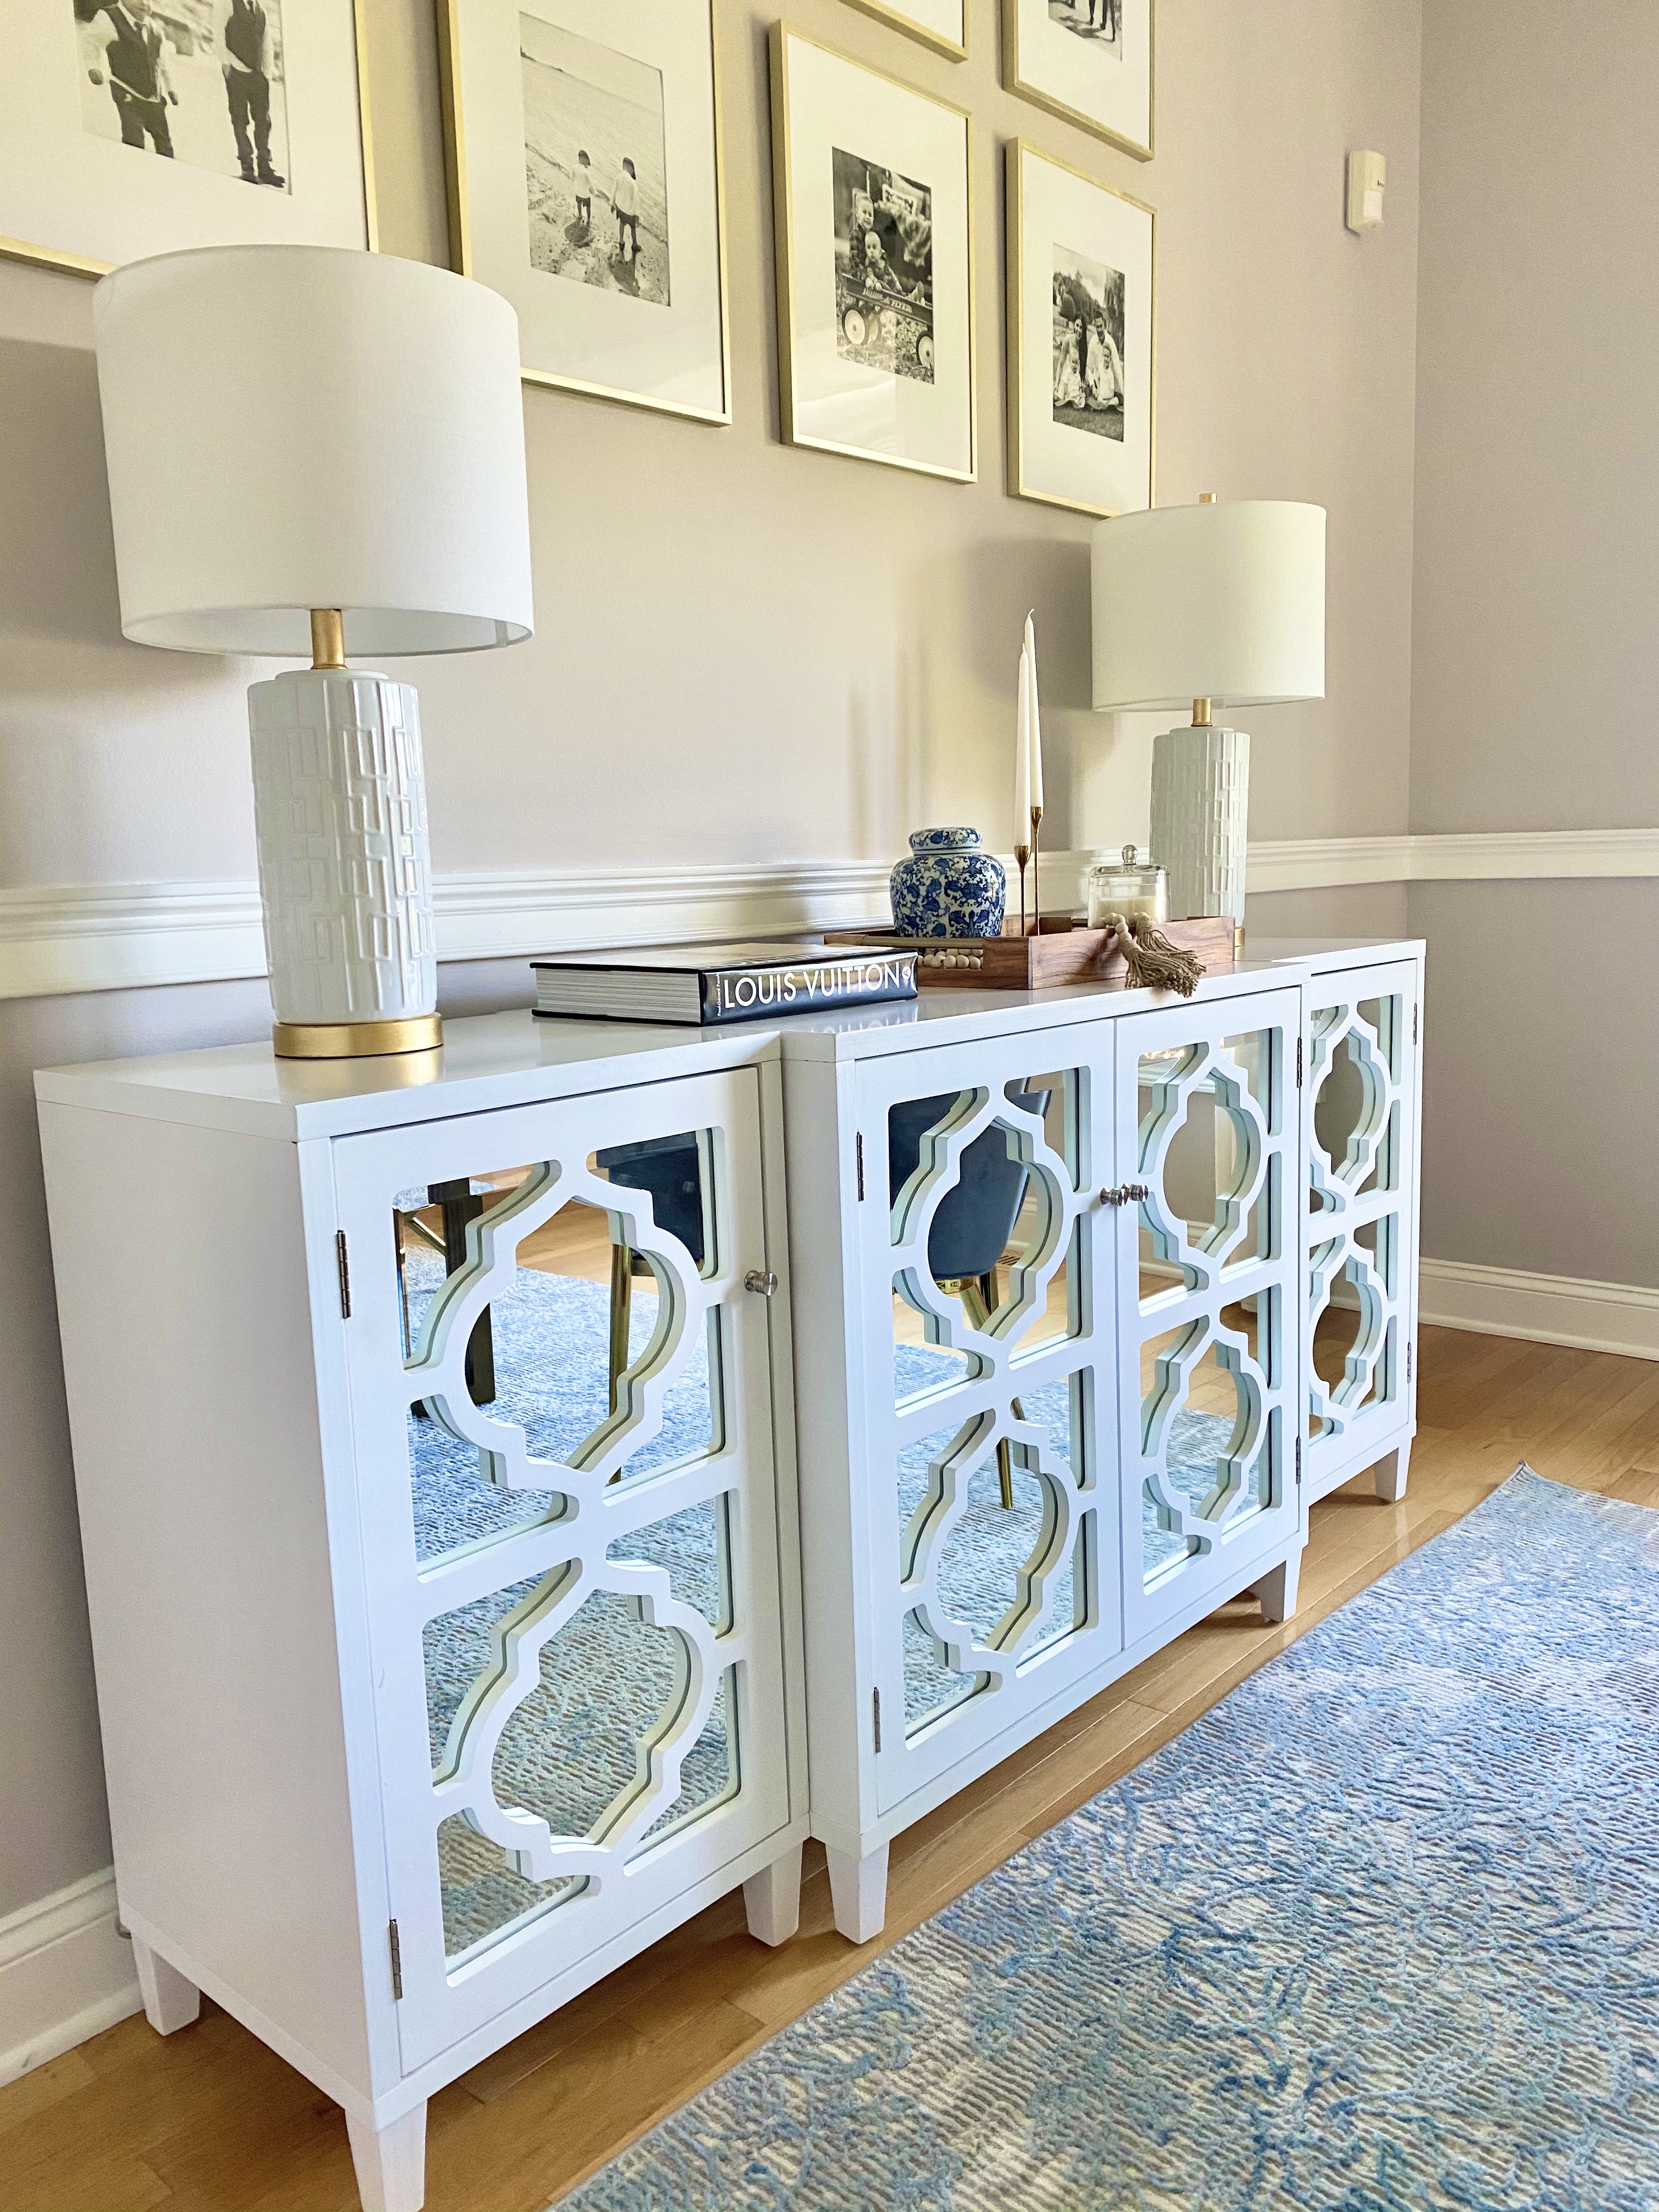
[[273, 1014, 444, 1060]]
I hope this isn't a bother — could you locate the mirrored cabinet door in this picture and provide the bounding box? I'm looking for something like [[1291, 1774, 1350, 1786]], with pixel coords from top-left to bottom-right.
[[1304, 961, 1419, 1496], [1115, 988, 1303, 1647], [853, 1028, 1122, 1819], [332, 1066, 793, 2070]]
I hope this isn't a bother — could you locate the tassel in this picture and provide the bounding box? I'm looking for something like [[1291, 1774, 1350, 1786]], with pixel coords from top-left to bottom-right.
[[1107, 914, 1205, 997]]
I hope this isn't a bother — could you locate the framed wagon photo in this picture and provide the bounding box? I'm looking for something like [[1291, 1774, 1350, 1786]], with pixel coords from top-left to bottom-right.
[[1007, 139, 1153, 519], [439, 0, 730, 423], [1003, 0, 1153, 161], [0, 0, 374, 277], [838, 0, 966, 63], [770, 22, 974, 483]]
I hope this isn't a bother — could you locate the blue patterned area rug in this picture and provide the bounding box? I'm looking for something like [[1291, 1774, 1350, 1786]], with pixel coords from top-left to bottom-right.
[[556, 1469, 1659, 2211]]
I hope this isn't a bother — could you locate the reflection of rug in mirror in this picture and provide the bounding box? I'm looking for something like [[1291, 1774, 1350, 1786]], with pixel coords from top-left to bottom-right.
[[896, 1345, 1234, 1727], [399, 1257, 734, 1959], [563, 1470, 1659, 2211]]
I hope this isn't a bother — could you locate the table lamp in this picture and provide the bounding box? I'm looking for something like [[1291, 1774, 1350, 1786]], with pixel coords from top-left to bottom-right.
[[1091, 496, 1325, 949], [92, 245, 534, 1058]]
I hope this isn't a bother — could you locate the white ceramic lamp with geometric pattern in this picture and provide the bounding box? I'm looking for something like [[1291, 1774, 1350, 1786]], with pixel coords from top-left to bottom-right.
[[1090, 498, 1325, 947], [92, 246, 534, 1058]]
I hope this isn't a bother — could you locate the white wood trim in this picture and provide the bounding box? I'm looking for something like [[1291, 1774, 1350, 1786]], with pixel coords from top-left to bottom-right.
[[0, 1865, 141, 2085], [1420, 1257, 1659, 1363], [1, 832, 1654, 1003], [1249, 826, 1659, 893]]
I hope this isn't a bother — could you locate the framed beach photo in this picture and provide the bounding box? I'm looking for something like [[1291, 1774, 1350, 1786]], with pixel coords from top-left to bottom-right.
[[438, 0, 730, 424], [838, 0, 967, 63], [0, 0, 374, 276], [1007, 139, 1153, 518], [1003, 0, 1153, 161], [770, 22, 974, 484]]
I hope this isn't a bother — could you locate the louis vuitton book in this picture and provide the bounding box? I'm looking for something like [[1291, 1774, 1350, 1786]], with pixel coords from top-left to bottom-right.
[[531, 941, 919, 1026]]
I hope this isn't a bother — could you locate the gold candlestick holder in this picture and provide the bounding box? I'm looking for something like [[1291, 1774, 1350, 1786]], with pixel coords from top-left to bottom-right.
[[1029, 805, 1043, 933], [1013, 842, 1032, 936]]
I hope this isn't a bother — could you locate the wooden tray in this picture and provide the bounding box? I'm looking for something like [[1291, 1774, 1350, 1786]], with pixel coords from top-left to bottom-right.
[[822, 915, 1235, 990]]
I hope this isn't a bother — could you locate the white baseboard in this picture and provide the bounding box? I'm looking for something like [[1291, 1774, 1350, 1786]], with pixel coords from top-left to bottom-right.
[[1419, 1257, 1659, 1362], [0, 1865, 141, 2085]]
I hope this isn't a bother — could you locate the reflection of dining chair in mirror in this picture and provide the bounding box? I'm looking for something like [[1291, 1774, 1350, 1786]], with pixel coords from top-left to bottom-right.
[[887, 1088, 1053, 1508], [397, 1182, 498, 1417], [596, 1137, 707, 1424]]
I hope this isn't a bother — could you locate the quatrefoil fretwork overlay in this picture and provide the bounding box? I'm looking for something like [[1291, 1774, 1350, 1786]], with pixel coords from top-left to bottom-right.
[[882, 1077, 1098, 1741], [1132, 1027, 1291, 1596], [393, 1147, 748, 1960], [1307, 997, 1407, 1451]]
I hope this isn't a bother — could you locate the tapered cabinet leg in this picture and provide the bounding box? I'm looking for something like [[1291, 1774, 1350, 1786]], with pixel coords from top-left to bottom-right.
[[346, 2103, 427, 2212], [132, 1936, 200, 2035], [1254, 1547, 1302, 1625], [743, 1844, 803, 1948], [1374, 1439, 1412, 1502], [827, 1842, 889, 1945]]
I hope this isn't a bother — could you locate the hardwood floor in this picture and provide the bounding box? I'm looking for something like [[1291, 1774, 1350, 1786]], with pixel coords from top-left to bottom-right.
[[8, 1324, 1659, 2212]]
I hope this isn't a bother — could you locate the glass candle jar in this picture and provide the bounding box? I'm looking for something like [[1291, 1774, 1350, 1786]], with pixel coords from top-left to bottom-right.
[[1086, 844, 1168, 927]]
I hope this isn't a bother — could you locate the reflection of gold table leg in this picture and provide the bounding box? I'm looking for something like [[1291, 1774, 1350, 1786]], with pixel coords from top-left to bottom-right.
[[952, 1272, 1019, 1509], [608, 1242, 634, 1415]]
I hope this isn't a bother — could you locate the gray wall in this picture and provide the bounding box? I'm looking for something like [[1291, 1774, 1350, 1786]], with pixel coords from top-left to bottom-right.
[[0, 0, 1424, 1920], [1409, 0, 1659, 1285]]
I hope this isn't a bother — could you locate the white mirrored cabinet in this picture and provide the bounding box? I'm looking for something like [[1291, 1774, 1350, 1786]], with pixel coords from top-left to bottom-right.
[[37, 935, 1420, 2211]]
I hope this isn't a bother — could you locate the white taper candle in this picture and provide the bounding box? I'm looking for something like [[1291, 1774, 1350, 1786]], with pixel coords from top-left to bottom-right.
[[1024, 611, 1044, 817], [1015, 643, 1032, 835]]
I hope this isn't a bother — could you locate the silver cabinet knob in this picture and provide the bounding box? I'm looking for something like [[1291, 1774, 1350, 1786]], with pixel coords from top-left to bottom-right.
[[743, 1269, 779, 1297]]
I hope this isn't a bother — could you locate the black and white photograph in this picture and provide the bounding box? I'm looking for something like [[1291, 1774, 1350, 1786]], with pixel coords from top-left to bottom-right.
[[772, 24, 973, 479], [1005, 0, 1152, 161], [1008, 141, 1151, 517], [74, 0, 291, 191], [1047, 0, 1122, 59], [831, 146, 934, 384], [1052, 242, 1124, 440], [520, 14, 669, 307]]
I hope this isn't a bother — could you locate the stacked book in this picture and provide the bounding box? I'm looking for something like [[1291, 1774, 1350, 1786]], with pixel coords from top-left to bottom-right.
[[532, 941, 919, 1026]]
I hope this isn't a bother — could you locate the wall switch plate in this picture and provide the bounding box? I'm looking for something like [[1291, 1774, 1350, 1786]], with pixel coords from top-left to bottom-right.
[[1347, 149, 1386, 233]]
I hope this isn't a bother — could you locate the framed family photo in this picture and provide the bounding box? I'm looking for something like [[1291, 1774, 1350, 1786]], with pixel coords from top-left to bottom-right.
[[1003, 0, 1154, 161], [439, 0, 730, 423], [0, 0, 375, 275], [770, 22, 974, 484], [838, 0, 967, 63], [1006, 139, 1153, 518]]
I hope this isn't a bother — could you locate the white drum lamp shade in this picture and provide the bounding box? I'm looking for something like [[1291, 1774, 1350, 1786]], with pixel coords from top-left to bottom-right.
[[92, 245, 534, 1055], [1090, 500, 1325, 932]]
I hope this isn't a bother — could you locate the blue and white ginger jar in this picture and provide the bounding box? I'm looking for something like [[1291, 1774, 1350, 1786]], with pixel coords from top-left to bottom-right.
[[889, 827, 1007, 939]]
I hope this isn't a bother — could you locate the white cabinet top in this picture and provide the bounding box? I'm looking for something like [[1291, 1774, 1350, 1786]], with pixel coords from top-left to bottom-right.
[[35, 935, 1424, 1141]]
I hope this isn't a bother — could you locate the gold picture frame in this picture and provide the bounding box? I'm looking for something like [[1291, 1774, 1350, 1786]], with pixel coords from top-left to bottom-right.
[[0, 0, 379, 278], [838, 0, 968, 63], [1006, 138, 1155, 518], [770, 20, 977, 484], [438, 0, 732, 425], [1002, 0, 1155, 163]]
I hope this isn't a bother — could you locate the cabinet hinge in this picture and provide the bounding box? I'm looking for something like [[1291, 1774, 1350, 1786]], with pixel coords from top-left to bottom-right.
[[855, 1131, 866, 1201], [388, 1918, 403, 2000], [1295, 1036, 1304, 1089], [1412, 1002, 1419, 1046], [1406, 1339, 1413, 1384], [1294, 1434, 1303, 1486], [335, 1231, 352, 1319], [872, 1685, 882, 1753]]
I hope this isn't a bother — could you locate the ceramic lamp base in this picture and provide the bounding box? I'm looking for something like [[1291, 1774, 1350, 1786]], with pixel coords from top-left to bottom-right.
[[249, 665, 439, 1052], [1149, 723, 1250, 927]]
